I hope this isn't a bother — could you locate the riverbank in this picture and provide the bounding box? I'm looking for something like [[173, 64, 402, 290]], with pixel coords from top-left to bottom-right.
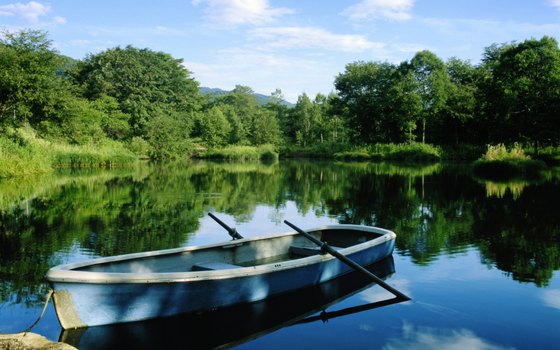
[[2, 126, 558, 179], [0, 127, 137, 178]]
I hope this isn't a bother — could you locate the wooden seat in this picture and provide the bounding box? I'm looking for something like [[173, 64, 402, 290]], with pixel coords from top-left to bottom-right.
[[192, 262, 241, 271]]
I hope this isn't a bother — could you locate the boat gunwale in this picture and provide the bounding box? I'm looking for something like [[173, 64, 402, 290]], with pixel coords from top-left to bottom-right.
[[45, 224, 396, 284]]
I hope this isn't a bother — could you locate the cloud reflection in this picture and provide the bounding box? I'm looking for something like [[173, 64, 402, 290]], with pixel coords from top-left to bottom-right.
[[382, 323, 514, 350], [541, 289, 560, 309], [359, 278, 412, 303]]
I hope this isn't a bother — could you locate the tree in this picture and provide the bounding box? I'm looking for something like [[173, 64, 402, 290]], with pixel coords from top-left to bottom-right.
[[145, 112, 192, 159], [438, 58, 477, 144], [401, 51, 449, 143], [479, 37, 560, 150], [335, 61, 413, 143], [0, 30, 68, 129], [213, 85, 259, 145], [199, 106, 231, 148], [266, 88, 290, 142], [252, 109, 282, 145], [72, 46, 202, 139], [288, 93, 315, 146]]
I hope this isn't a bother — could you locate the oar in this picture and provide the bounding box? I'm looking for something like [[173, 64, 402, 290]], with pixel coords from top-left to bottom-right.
[[208, 212, 244, 240], [283, 220, 410, 300]]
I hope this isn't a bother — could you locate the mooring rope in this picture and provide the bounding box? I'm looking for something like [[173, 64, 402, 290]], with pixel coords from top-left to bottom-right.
[[22, 289, 54, 334]]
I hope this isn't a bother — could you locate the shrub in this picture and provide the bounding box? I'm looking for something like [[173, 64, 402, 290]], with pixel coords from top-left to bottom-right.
[[199, 144, 279, 161], [473, 143, 546, 180]]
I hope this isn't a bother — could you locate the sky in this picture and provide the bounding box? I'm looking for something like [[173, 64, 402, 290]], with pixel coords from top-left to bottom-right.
[[1, 0, 560, 103]]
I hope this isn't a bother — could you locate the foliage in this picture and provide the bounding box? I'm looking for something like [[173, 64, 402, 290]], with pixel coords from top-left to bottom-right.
[[473, 144, 546, 180], [0, 126, 136, 177], [2, 29, 560, 175], [333, 142, 442, 162], [478, 37, 560, 148], [145, 113, 194, 160], [479, 143, 530, 161], [198, 145, 279, 161], [72, 45, 202, 139], [0, 129, 52, 177], [50, 141, 137, 168], [0, 29, 69, 129]]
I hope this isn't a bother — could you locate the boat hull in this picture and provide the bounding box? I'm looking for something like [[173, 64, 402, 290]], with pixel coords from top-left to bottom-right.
[[60, 257, 398, 349], [47, 225, 396, 329]]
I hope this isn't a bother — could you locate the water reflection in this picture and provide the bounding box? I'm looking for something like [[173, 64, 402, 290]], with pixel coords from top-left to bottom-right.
[[0, 160, 559, 310], [60, 257, 400, 350], [541, 289, 560, 309], [383, 323, 512, 350]]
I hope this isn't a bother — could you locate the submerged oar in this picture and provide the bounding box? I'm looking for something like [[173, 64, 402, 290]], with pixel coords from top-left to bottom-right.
[[208, 213, 244, 240], [283, 220, 410, 300]]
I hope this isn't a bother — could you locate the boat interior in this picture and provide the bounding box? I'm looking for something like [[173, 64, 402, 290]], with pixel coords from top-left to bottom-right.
[[74, 228, 384, 274]]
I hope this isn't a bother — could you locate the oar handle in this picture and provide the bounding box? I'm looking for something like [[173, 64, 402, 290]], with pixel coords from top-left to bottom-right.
[[284, 220, 410, 300], [209, 213, 244, 240]]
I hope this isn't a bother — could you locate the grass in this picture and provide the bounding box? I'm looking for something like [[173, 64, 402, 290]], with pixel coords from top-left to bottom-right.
[[197, 144, 279, 161], [472, 143, 547, 180], [0, 126, 137, 178], [333, 142, 442, 162], [50, 141, 137, 168]]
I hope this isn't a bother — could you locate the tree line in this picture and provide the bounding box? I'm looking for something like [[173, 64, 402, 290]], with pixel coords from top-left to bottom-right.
[[1, 29, 559, 160]]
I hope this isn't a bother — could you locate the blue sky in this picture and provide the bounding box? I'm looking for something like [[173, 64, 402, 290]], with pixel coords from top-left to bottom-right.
[[1, 0, 560, 102]]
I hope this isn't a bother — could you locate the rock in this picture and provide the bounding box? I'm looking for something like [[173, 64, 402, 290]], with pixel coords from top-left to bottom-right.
[[0, 333, 76, 350]]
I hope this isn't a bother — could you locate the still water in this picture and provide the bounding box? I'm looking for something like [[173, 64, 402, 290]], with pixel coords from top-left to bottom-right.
[[0, 160, 559, 349]]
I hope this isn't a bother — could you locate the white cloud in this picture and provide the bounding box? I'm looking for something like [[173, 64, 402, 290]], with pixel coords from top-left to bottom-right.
[[548, 0, 560, 10], [53, 16, 66, 25], [342, 0, 415, 21], [0, 1, 66, 26], [192, 0, 293, 27], [184, 49, 337, 102], [0, 1, 49, 23], [248, 26, 385, 53]]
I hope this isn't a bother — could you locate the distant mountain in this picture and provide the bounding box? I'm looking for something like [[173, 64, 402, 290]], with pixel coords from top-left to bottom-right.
[[200, 87, 293, 107]]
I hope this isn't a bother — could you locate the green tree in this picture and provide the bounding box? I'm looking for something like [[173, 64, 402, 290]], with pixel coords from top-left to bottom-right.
[[91, 96, 131, 140], [265, 88, 290, 143], [335, 61, 415, 143], [145, 112, 192, 159], [72, 46, 202, 139], [212, 85, 260, 145], [288, 93, 315, 146], [401, 51, 449, 144], [199, 106, 232, 147], [0, 30, 68, 129], [252, 109, 282, 145], [479, 37, 560, 150], [438, 58, 477, 144]]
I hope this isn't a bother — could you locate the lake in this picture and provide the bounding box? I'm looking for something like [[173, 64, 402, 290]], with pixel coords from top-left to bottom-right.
[[0, 160, 559, 349]]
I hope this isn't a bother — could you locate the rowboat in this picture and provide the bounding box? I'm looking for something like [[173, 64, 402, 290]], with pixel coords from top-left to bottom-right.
[[60, 256, 399, 349], [46, 222, 397, 329]]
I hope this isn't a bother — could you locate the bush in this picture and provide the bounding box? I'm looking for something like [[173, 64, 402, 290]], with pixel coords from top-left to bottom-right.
[[199, 144, 279, 161], [335, 143, 441, 162], [480, 143, 530, 161], [384, 142, 442, 162], [472, 143, 546, 180], [128, 137, 151, 158]]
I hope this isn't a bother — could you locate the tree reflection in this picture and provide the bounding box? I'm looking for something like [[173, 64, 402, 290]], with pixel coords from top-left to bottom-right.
[[1, 160, 559, 305]]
